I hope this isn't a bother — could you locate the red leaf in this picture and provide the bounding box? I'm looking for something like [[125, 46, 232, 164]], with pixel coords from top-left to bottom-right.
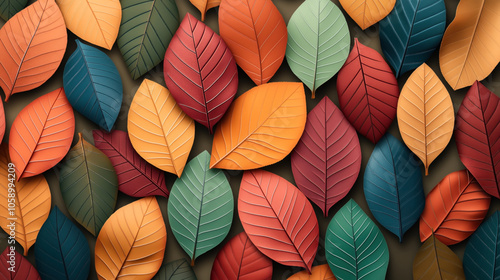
[[455, 81, 500, 198], [291, 96, 361, 217], [92, 130, 168, 197], [0, 247, 41, 279], [336, 38, 400, 143], [211, 232, 272, 280], [238, 170, 319, 273], [164, 13, 238, 133]]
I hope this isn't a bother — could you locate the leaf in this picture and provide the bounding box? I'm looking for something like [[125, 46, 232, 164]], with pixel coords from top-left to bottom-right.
[[419, 170, 491, 245], [379, 0, 446, 77], [118, 0, 179, 80], [397, 63, 454, 175], [210, 82, 306, 170], [35, 206, 91, 280], [286, 0, 350, 98], [325, 199, 389, 280], [168, 151, 233, 264], [364, 133, 425, 242], [63, 39, 123, 132], [95, 197, 167, 280], [0, 247, 41, 279], [287, 264, 336, 280], [439, 0, 500, 90], [93, 129, 169, 197], [0, 0, 67, 101], [128, 79, 195, 177], [291, 96, 361, 217], [0, 99, 5, 145], [413, 234, 465, 280], [163, 13, 238, 133], [211, 232, 273, 280], [189, 0, 219, 21], [0, 0, 28, 21], [153, 259, 197, 280], [218, 0, 287, 85], [56, 0, 121, 50], [336, 38, 400, 143], [59, 133, 118, 236], [238, 169, 319, 273], [9, 88, 75, 180], [339, 0, 395, 30], [455, 81, 500, 198]]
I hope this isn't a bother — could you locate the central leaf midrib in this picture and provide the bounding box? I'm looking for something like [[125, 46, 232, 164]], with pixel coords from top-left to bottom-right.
[[191, 158, 209, 262], [79, 137, 97, 234]]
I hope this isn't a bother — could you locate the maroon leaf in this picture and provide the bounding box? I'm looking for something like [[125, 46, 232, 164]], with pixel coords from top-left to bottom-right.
[[336, 38, 400, 143], [0, 247, 41, 279], [92, 130, 168, 197], [164, 13, 238, 133], [291, 96, 362, 216]]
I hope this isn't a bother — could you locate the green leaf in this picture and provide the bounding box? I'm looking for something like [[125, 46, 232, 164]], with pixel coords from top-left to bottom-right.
[[153, 259, 197, 280], [167, 150, 233, 264], [325, 199, 389, 280], [0, 0, 28, 21], [117, 0, 180, 80], [59, 133, 118, 236], [285, 0, 350, 98]]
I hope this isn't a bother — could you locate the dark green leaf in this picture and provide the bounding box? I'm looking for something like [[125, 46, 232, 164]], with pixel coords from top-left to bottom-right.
[[153, 259, 197, 280]]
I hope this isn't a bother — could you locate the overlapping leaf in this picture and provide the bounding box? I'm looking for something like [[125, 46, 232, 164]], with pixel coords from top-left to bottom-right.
[[287, 264, 336, 280], [0, 0, 28, 21], [153, 259, 197, 280], [339, 0, 395, 30], [0, 247, 41, 279], [189, 0, 219, 21], [0, 100, 4, 144]]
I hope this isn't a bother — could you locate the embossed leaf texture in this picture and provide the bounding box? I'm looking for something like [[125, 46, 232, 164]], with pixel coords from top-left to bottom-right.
[[128, 79, 195, 177], [210, 82, 306, 170], [95, 197, 167, 280], [419, 170, 491, 245], [118, 0, 179, 80], [211, 232, 273, 280], [0, 0, 67, 101], [397, 63, 454, 175], [379, 0, 446, 77], [9, 88, 75, 180], [364, 133, 425, 242], [59, 133, 118, 236], [286, 0, 350, 98], [168, 151, 233, 264], [164, 13, 238, 133], [56, 0, 121, 50], [291, 96, 361, 217], [339, 0, 395, 30], [0, 99, 5, 144], [189, 0, 219, 21], [238, 170, 319, 273], [93, 129, 169, 197], [218, 0, 287, 85], [0, 248, 41, 279], [153, 259, 197, 280], [0, 0, 28, 21], [287, 264, 336, 280], [35, 206, 91, 280], [455, 82, 500, 198], [439, 0, 500, 90], [336, 38, 399, 143], [63, 39, 123, 132]]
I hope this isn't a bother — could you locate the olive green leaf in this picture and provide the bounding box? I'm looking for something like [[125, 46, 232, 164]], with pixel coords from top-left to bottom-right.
[[153, 259, 197, 280]]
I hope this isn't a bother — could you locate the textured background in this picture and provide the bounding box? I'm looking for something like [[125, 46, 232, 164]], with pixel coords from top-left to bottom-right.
[[1, 0, 499, 279]]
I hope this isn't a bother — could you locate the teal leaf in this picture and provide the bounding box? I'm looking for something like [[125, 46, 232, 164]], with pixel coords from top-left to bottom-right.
[[0, 0, 28, 21], [153, 259, 197, 280]]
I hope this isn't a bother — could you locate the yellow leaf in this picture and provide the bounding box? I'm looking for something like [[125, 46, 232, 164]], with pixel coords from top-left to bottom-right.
[[189, 0, 220, 21], [288, 264, 336, 280], [339, 0, 396, 30]]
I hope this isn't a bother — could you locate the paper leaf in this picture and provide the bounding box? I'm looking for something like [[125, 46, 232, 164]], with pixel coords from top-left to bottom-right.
[[413, 235, 465, 280], [364, 133, 424, 241], [0, 0, 67, 101], [379, 0, 446, 77], [210, 82, 306, 170], [397, 63, 454, 175], [0, 248, 41, 279], [118, 0, 179, 79], [455, 81, 500, 198], [153, 259, 197, 280], [63, 39, 123, 132], [337, 38, 400, 143], [218, 0, 287, 85], [35, 207, 91, 280], [0, 0, 28, 21], [211, 232, 273, 280], [9, 88, 75, 179], [93, 129, 169, 197], [189, 0, 219, 21], [287, 264, 336, 280], [419, 170, 491, 245], [95, 197, 167, 280], [325, 199, 389, 280], [286, 0, 350, 98], [339, 0, 395, 30], [291, 96, 361, 216], [164, 13, 238, 133], [168, 151, 233, 264], [439, 0, 500, 90], [239, 170, 319, 273], [0, 99, 4, 144], [128, 79, 195, 177], [56, 0, 121, 50]]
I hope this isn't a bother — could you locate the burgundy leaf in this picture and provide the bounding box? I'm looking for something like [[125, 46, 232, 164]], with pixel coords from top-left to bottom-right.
[[0, 247, 41, 279]]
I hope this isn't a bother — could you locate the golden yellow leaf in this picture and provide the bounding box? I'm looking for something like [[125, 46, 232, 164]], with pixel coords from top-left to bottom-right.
[[288, 264, 336, 280], [189, 0, 220, 21], [339, 0, 395, 30]]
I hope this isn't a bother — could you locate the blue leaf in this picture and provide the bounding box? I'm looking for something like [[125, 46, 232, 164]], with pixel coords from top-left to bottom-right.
[[34, 206, 91, 280], [363, 133, 424, 241], [379, 0, 446, 77], [63, 39, 123, 131]]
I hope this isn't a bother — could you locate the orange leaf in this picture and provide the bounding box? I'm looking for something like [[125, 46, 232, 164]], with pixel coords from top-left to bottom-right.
[[189, 0, 220, 21], [0, 0, 67, 101], [288, 264, 336, 280], [339, 0, 395, 30]]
